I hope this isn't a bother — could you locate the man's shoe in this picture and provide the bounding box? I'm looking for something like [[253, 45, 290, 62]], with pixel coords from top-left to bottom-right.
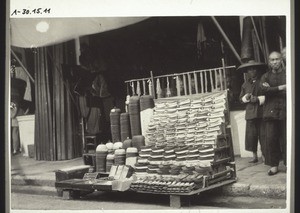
[[268, 168, 279, 176], [249, 158, 258, 163]]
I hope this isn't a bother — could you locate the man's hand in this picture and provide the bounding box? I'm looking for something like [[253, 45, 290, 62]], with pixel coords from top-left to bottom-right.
[[244, 93, 251, 101], [262, 82, 270, 87], [278, 84, 286, 91], [250, 95, 258, 103]]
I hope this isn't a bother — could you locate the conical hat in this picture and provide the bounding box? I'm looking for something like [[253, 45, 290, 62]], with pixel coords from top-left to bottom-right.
[[237, 60, 267, 72]]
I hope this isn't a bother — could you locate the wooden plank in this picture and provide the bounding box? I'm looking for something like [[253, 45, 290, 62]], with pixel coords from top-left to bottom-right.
[[209, 69, 214, 92], [176, 76, 181, 96], [214, 69, 218, 90], [200, 72, 204, 93], [204, 71, 208, 93], [187, 73, 192, 95], [218, 69, 224, 90], [183, 74, 187, 96], [193, 72, 199, 94]]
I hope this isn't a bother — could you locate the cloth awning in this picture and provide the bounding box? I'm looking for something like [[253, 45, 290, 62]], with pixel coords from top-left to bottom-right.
[[10, 17, 148, 48]]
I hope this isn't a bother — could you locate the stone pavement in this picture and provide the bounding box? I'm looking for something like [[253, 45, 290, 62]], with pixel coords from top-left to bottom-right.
[[10, 154, 288, 199]]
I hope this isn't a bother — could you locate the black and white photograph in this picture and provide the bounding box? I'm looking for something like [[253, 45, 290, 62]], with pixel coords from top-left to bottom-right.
[[6, 0, 294, 212]]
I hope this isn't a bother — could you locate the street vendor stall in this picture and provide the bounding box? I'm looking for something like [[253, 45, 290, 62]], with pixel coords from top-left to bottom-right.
[[55, 65, 237, 208]]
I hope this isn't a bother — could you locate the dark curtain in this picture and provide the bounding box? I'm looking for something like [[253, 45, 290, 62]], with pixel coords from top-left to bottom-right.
[[34, 41, 82, 161]]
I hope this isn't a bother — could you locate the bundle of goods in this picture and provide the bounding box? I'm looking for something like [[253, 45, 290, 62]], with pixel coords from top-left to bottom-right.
[[114, 149, 126, 166], [125, 147, 138, 167], [131, 91, 234, 192], [128, 96, 141, 136], [95, 144, 108, 173], [120, 113, 131, 142], [130, 173, 205, 193], [110, 108, 121, 142]]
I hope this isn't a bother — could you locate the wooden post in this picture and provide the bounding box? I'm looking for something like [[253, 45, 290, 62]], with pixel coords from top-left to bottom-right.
[[183, 74, 187, 96], [188, 73, 192, 95], [150, 71, 156, 99], [211, 16, 242, 64], [221, 58, 227, 89], [170, 195, 181, 208], [200, 72, 204, 93]]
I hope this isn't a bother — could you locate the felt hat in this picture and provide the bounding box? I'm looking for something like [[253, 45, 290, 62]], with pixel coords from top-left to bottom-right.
[[237, 60, 267, 72]]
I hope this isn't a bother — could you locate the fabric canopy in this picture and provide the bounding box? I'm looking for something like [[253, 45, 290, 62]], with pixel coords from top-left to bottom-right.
[[10, 17, 148, 48]]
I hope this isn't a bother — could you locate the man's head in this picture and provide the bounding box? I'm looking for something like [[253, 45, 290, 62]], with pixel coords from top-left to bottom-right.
[[246, 67, 257, 79], [268, 51, 283, 71]]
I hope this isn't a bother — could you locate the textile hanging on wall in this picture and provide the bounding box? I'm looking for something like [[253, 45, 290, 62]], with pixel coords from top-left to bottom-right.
[[34, 42, 81, 161]]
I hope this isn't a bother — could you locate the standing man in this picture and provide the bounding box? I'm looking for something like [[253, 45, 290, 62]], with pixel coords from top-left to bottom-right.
[[238, 60, 266, 164], [260, 51, 286, 176]]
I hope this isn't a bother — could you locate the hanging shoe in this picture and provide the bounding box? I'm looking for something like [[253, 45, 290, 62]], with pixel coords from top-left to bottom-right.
[[249, 158, 258, 163]]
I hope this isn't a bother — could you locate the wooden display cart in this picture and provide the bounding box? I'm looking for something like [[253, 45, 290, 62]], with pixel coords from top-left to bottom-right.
[[56, 65, 237, 208]]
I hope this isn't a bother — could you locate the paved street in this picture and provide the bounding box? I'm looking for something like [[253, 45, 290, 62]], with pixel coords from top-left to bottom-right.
[[10, 186, 286, 210]]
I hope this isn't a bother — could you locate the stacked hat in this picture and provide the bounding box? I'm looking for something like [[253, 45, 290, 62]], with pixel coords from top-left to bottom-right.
[[149, 146, 165, 163], [134, 162, 148, 174], [114, 149, 126, 166], [198, 145, 215, 161], [95, 144, 108, 172], [106, 154, 115, 172], [147, 164, 159, 174], [169, 165, 183, 175], [157, 164, 171, 175], [163, 146, 176, 161], [181, 166, 195, 175], [175, 146, 188, 162], [126, 147, 138, 167], [139, 146, 152, 159], [186, 146, 200, 161]]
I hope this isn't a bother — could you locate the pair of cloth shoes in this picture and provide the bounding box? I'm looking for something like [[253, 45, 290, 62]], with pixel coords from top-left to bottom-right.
[[268, 167, 279, 176]]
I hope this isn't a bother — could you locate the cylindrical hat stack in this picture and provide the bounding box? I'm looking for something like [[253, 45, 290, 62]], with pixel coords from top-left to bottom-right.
[[125, 147, 138, 167], [114, 149, 126, 166], [123, 138, 132, 150], [96, 144, 108, 173], [110, 108, 121, 142], [106, 154, 115, 172], [120, 112, 131, 142], [132, 135, 145, 151], [128, 96, 141, 136]]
